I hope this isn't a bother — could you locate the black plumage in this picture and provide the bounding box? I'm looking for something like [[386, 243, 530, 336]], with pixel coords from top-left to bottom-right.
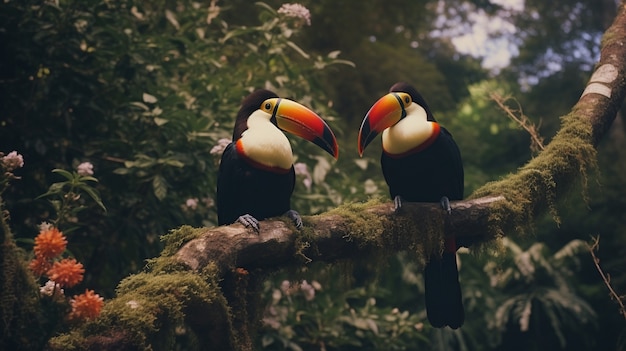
[[217, 89, 338, 231], [383, 82, 464, 329], [217, 142, 296, 227], [217, 89, 296, 229], [358, 81, 465, 329]]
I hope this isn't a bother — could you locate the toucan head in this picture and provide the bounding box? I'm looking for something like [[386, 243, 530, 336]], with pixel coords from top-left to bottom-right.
[[235, 89, 339, 159], [357, 82, 434, 156]]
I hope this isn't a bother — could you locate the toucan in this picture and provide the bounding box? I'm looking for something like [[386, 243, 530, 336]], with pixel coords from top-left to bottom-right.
[[217, 89, 339, 232], [357, 82, 464, 329]]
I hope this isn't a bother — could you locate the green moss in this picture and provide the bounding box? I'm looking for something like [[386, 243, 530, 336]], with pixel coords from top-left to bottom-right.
[[159, 225, 206, 257], [469, 110, 597, 240], [324, 198, 388, 248], [1, 197, 53, 351], [48, 226, 237, 351]]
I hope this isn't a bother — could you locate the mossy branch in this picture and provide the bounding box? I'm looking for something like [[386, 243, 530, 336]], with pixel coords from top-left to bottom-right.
[[174, 196, 506, 276], [46, 2, 626, 350]]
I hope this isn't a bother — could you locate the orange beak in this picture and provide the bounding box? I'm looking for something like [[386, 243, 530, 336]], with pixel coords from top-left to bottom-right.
[[271, 98, 339, 159], [357, 92, 410, 156]]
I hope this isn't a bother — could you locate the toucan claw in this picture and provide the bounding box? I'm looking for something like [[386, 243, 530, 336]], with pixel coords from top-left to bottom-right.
[[440, 196, 452, 214], [284, 210, 303, 229], [393, 195, 404, 213], [238, 214, 260, 233]]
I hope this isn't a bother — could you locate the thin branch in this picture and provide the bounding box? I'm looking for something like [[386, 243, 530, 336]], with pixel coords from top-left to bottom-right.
[[587, 235, 626, 319], [491, 92, 545, 152]]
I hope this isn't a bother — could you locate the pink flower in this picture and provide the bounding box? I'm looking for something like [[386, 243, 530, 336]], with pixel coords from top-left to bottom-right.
[[210, 138, 232, 156], [185, 198, 198, 210], [77, 162, 94, 176], [2, 151, 24, 171], [278, 3, 311, 26]]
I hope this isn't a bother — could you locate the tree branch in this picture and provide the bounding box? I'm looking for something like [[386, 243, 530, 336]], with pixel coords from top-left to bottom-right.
[[175, 196, 505, 276]]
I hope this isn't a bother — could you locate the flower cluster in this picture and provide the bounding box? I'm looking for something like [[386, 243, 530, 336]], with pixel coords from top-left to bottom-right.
[[29, 227, 84, 287], [29, 226, 70, 278], [28, 223, 103, 323], [277, 3, 311, 26], [279, 279, 321, 301], [1, 151, 25, 188], [2, 151, 24, 171], [76, 162, 94, 176]]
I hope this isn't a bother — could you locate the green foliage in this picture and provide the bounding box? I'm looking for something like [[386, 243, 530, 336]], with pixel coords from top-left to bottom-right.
[[445, 80, 532, 194], [37, 168, 106, 232], [0, 0, 353, 295], [258, 265, 430, 351], [484, 238, 597, 350]]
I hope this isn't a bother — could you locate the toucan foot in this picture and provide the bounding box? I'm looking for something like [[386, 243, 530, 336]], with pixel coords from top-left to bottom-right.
[[285, 210, 303, 229], [440, 196, 451, 214], [393, 195, 404, 213], [237, 214, 260, 233]]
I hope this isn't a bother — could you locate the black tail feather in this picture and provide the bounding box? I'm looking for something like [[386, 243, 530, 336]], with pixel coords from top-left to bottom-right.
[[424, 252, 464, 329]]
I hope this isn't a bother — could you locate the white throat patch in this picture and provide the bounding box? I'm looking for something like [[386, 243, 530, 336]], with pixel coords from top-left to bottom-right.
[[237, 110, 294, 170], [382, 104, 438, 155]]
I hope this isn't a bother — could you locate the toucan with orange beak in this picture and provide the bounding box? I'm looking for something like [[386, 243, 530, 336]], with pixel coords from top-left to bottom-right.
[[358, 82, 464, 329], [217, 89, 339, 232]]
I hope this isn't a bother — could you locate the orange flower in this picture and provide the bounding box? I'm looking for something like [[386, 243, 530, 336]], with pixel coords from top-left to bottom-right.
[[69, 289, 104, 321], [34, 227, 67, 259], [29, 256, 53, 276], [47, 258, 84, 288]]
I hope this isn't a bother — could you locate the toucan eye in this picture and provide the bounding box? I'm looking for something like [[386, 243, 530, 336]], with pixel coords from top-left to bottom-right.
[[404, 96, 410, 104], [264, 102, 272, 110]]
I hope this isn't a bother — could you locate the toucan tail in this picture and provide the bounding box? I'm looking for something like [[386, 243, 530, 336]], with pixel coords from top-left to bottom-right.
[[424, 249, 464, 329]]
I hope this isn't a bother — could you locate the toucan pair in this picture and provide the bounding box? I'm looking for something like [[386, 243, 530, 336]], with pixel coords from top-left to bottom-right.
[[216, 83, 464, 329]]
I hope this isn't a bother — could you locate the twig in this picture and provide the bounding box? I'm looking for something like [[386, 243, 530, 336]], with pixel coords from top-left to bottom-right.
[[588, 235, 626, 319], [491, 93, 545, 153]]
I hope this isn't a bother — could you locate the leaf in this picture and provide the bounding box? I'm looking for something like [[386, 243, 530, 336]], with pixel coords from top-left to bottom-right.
[[143, 93, 158, 104], [327, 50, 341, 59], [37, 182, 67, 199], [158, 158, 185, 168], [329, 59, 355, 67], [52, 168, 75, 181], [165, 10, 180, 30], [154, 117, 169, 126], [76, 184, 107, 212], [78, 176, 99, 183], [354, 159, 368, 170], [126, 154, 156, 168], [255, 2, 277, 15], [152, 175, 168, 200], [285, 40, 310, 59], [220, 27, 257, 43], [113, 168, 129, 175], [553, 239, 586, 261], [130, 102, 150, 111]]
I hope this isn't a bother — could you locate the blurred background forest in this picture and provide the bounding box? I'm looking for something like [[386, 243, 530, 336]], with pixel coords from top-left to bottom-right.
[[1, 0, 625, 350]]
